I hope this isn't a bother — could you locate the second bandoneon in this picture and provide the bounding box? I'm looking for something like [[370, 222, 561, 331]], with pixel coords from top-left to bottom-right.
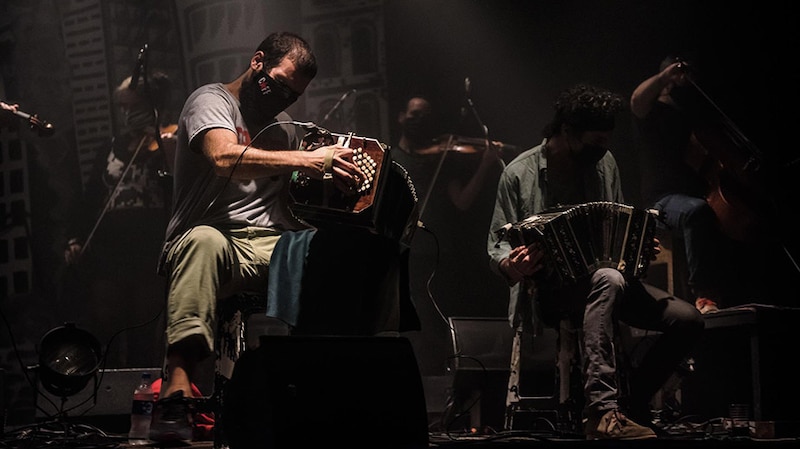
[[502, 202, 659, 284]]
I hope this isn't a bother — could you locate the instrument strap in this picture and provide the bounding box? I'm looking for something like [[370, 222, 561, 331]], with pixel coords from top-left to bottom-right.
[[322, 148, 335, 207]]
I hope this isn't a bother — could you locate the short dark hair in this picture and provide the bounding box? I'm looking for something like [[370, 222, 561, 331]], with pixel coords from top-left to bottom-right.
[[256, 31, 317, 79], [542, 83, 624, 137]]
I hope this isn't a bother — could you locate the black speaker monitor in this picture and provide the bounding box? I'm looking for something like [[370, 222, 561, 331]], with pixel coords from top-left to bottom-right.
[[447, 317, 558, 430], [223, 335, 428, 448]]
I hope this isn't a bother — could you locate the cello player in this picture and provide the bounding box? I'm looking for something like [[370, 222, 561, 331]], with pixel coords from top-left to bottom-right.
[[631, 55, 755, 313]]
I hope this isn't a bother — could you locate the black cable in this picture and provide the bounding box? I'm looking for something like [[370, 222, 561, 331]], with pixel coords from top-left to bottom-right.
[[201, 120, 319, 218]]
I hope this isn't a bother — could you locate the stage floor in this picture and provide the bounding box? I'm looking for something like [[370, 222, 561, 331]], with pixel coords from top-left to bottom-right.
[[6, 306, 800, 448], [5, 414, 800, 449]]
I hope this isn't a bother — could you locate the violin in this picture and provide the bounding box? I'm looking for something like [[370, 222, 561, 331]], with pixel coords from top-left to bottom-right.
[[148, 124, 178, 151], [7, 107, 55, 137], [414, 133, 520, 156]]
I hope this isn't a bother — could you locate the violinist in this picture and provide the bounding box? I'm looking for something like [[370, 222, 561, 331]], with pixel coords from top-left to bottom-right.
[[392, 94, 509, 387], [394, 95, 507, 212], [631, 55, 746, 314], [60, 70, 178, 369]]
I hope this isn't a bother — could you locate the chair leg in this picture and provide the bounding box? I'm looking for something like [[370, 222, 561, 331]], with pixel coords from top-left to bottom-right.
[[503, 326, 524, 430], [503, 326, 562, 432], [213, 304, 246, 448], [556, 318, 584, 434]]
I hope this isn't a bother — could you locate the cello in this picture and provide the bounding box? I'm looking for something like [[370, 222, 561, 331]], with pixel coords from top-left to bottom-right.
[[679, 62, 773, 243]]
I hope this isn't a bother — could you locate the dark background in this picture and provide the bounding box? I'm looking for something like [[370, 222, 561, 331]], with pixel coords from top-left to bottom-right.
[[385, 0, 794, 207], [383, 0, 799, 378], [2, 0, 798, 427]]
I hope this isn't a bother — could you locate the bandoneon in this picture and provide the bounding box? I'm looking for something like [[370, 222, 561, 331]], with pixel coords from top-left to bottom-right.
[[290, 131, 417, 241], [501, 202, 658, 284]]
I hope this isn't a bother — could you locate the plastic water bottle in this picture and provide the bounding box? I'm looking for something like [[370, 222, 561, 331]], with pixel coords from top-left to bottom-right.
[[128, 372, 154, 445]]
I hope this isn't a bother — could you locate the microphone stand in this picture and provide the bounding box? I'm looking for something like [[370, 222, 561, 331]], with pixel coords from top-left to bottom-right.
[[464, 79, 490, 147], [320, 89, 356, 127], [80, 134, 151, 258], [80, 45, 161, 258], [416, 78, 488, 222]]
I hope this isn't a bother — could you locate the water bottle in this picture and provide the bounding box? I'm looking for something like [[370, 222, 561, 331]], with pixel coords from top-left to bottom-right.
[[128, 372, 154, 445]]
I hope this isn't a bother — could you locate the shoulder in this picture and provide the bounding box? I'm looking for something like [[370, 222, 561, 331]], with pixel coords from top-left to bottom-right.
[[597, 151, 621, 178], [504, 144, 544, 173], [181, 84, 240, 141], [600, 149, 619, 165], [185, 83, 234, 106]]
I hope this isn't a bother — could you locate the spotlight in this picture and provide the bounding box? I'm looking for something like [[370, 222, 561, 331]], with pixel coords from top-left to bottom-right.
[[36, 322, 102, 398]]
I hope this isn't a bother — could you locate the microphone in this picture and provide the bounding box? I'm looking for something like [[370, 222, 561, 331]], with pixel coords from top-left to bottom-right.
[[461, 77, 471, 117], [296, 121, 330, 135], [129, 44, 148, 90], [321, 89, 356, 125]]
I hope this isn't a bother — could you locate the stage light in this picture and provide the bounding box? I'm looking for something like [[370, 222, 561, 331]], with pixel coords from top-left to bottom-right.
[[37, 323, 102, 398]]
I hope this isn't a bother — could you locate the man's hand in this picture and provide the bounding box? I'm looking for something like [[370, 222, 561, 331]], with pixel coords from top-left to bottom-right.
[[661, 62, 688, 87], [651, 236, 662, 260], [501, 242, 546, 284], [64, 238, 83, 265], [1, 101, 19, 113], [308, 144, 365, 194]]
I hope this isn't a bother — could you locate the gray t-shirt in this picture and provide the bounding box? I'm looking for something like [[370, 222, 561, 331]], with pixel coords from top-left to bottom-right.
[[162, 83, 308, 251]]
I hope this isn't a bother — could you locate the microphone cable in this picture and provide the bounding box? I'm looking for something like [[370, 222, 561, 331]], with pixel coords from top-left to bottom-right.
[[201, 120, 327, 218]]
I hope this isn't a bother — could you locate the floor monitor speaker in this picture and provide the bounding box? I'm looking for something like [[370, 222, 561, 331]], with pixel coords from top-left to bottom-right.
[[447, 317, 558, 430], [223, 335, 428, 449]]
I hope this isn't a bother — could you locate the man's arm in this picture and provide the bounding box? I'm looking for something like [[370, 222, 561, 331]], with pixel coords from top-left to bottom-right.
[[630, 62, 684, 119], [200, 128, 365, 193]]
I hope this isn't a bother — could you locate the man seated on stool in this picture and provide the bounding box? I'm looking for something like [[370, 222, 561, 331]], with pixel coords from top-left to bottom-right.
[[150, 31, 419, 443], [487, 84, 705, 440]]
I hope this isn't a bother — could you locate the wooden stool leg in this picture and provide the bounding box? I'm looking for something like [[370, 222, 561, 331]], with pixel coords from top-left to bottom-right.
[[503, 326, 524, 430], [557, 318, 584, 434], [503, 325, 562, 432]]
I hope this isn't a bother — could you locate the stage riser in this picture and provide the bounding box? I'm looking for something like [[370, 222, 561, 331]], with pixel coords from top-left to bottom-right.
[[681, 306, 800, 437]]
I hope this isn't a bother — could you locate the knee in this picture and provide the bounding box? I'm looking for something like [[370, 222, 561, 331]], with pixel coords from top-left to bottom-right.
[[687, 309, 706, 335], [174, 225, 230, 259], [592, 268, 626, 292], [671, 300, 706, 336], [683, 199, 715, 225]]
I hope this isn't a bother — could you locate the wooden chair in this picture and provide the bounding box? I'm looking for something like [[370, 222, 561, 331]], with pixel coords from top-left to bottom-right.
[[504, 316, 633, 435]]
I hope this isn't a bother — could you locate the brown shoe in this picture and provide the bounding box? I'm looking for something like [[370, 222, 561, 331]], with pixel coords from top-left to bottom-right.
[[583, 409, 657, 440], [695, 297, 719, 314]]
